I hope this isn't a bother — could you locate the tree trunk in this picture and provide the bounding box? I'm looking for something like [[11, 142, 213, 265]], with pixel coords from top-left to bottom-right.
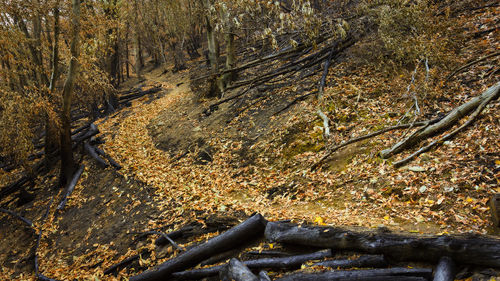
[[45, 2, 61, 171], [59, 0, 81, 188], [222, 27, 236, 89], [204, 1, 219, 73], [133, 0, 143, 79]]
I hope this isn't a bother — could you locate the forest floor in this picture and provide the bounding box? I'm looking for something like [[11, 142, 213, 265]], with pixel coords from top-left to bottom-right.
[[0, 3, 499, 281]]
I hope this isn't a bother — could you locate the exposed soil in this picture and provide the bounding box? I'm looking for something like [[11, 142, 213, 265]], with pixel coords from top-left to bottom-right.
[[0, 2, 499, 280]]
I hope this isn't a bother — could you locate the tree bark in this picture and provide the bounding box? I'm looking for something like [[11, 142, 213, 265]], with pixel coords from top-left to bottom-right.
[[265, 222, 500, 268], [220, 259, 259, 281], [172, 250, 332, 280], [129, 214, 267, 281], [59, 0, 81, 188], [433, 256, 457, 281], [275, 268, 432, 281]]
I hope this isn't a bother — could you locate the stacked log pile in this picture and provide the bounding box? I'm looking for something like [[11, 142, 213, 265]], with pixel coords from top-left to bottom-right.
[[122, 214, 500, 281]]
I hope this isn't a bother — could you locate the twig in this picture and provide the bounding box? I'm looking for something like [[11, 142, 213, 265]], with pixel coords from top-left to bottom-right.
[[274, 91, 317, 115], [393, 86, 499, 167], [139, 231, 185, 252], [0, 208, 34, 228], [445, 52, 500, 82], [103, 249, 150, 275], [311, 120, 438, 171], [318, 47, 335, 99]]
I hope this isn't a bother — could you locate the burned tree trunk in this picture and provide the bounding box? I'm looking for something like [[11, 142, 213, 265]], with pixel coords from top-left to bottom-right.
[[130, 214, 267, 281], [59, 0, 81, 188], [265, 222, 500, 268]]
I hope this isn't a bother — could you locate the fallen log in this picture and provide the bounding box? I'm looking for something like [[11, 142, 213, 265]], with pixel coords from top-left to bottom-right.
[[171, 250, 331, 279], [0, 208, 34, 228], [445, 52, 500, 82], [200, 248, 243, 266], [311, 118, 440, 171], [259, 271, 272, 281], [93, 146, 122, 170], [84, 142, 108, 168], [154, 226, 195, 246], [311, 255, 387, 269], [393, 84, 500, 167], [433, 256, 457, 281], [72, 123, 99, 145], [104, 249, 150, 275], [276, 268, 432, 281], [265, 222, 500, 268], [129, 213, 267, 281], [317, 46, 336, 99], [380, 82, 500, 159], [56, 165, 85, 210], [220, 259, 259, 281], [119, 87, 161, 104]]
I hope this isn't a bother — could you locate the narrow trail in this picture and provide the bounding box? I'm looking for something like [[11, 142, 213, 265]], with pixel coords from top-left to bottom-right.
[[96, 68, 448, 234]]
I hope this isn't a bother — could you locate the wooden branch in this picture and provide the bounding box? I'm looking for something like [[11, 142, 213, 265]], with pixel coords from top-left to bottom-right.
[[104, 249, 150, 275], [84, 142, 108, 168], [119, 86, 162, 103], [142, 231, 184, 252], [0, 208, 34, 228], [274, 91, 316, 116], [265, 222, 500, 268], [72, 123, 99, 145], [433, 256, 457, 281], [220, 259, 259, 281], [154, 226, 195, 246], [311, 255, 387, 269], [259, 271, 272, 281], [275, 268, 432, 281], [129, 214, 267, 281], [381, 82, 500, 159], [93, 146, 122, 170], [56, 165, 85, 210], [445, 52, 500, 82], [311, 119, 438, 171], [204, 86, 253, 116], [171, 250, 332, 279], [392, 83, 500, 167], [317, 110, 331, 139], [318, 47, 335, 99]]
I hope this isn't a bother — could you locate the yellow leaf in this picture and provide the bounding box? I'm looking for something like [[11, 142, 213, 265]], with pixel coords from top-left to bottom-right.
[[383, 215, 390, 220], [314, 216, 325, 225], [466, 197, 474, 203], [268, 243, 274, 249], [495, 160, 500, 165]]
